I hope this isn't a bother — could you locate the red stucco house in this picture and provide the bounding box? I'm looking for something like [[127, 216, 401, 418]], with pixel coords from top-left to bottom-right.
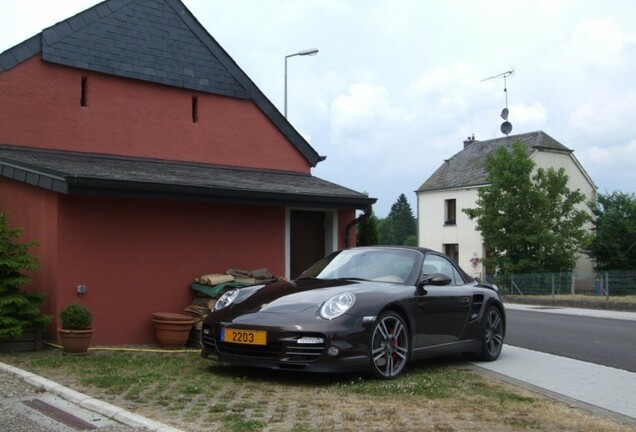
[[0, 0, 375, 345]]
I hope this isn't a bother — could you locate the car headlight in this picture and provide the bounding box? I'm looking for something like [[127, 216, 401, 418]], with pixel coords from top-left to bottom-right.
[[214, 289, 239, 311], [320, 292, 356, 320]]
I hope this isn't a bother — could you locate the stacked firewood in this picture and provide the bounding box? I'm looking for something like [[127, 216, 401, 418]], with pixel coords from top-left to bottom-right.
[[184, 268, 281, 348]]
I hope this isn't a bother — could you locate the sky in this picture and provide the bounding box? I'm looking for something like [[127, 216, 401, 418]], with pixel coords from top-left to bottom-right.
[[1, 0, 635, 217]]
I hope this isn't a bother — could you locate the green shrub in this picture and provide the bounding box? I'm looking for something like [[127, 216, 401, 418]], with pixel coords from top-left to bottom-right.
[[0, 211, 52, 341], [60, 304, 92, 330]]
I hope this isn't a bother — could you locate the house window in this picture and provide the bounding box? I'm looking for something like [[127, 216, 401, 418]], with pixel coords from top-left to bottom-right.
[[444, 199, 456, 225], [444, 244, 459, 264]]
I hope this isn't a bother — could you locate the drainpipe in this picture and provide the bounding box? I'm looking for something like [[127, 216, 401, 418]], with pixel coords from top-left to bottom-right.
[[345, 205, 373, 248]]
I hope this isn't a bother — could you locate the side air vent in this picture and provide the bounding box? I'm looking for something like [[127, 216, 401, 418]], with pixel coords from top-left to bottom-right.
[[470, 294, 484, 320]]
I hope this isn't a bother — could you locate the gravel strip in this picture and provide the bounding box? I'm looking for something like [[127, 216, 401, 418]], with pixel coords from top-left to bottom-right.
[[0, 369, 150, 432]]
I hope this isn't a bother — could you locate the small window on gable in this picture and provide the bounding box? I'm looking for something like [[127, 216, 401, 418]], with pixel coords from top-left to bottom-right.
[[80, 76, 88, 107], [445, 199, 456, 225], [192, 96, 198, 123]]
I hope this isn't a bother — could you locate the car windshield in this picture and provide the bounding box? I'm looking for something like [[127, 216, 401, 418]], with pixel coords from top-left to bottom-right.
[[298, 248, 420, 284]]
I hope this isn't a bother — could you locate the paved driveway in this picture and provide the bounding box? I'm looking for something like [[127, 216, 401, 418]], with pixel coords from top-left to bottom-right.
[[472, 304, 636, 425]]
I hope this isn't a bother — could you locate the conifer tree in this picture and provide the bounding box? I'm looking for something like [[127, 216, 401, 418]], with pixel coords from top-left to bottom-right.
[[356, 211, 379, 246], [0, 211, 51, 341], [387, 194, 417, 245]]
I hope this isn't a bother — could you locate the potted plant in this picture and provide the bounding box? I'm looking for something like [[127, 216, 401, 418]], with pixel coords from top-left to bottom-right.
[[58, 303, 93, 354], [152, 312, 194, 349]]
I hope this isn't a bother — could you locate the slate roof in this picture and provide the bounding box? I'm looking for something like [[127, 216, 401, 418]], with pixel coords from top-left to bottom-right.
[[0, 145, 374, 209], [417, 131, 573, 192], [0, 0, 322, 167]]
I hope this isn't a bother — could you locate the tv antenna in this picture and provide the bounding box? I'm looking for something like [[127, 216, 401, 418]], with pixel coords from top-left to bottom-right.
[[481, 69, 514, 135]]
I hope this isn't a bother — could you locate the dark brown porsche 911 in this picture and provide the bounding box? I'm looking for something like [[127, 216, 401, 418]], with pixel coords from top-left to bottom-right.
[[201, 246, 505, 379]]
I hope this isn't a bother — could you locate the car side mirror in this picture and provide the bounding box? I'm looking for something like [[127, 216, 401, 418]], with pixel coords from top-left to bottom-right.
[[419, 272, 452, 288]]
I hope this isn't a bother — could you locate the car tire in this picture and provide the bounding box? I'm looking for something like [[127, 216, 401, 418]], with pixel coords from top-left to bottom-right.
[[370, 311, 410, 379], [476, 305, 504, 361]]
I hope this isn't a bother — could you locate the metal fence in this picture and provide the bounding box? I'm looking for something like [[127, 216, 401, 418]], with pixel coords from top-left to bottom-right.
[[486, 271, 636, 298]]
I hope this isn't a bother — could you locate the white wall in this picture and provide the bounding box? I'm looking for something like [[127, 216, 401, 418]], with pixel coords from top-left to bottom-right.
[[417, 187, 484, 278]]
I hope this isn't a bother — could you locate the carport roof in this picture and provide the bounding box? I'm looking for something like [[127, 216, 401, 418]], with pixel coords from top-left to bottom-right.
[[0, 145, 375, 209]]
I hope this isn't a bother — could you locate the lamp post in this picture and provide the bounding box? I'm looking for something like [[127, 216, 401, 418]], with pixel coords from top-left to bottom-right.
[[284, 48, 319, 118]]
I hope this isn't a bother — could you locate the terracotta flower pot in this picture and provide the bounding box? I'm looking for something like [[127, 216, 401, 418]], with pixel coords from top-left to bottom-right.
[[58, 328, 94, 354], [152, 313, 194, 349]]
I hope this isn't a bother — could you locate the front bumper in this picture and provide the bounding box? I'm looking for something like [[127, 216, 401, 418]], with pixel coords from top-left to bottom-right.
[[200, 317, 371, 374]]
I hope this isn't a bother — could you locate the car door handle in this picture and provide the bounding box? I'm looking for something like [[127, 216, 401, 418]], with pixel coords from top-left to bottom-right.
[[461, 297, 470, 304]]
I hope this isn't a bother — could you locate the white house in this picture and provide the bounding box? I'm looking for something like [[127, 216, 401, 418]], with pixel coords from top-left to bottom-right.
[[416, 131, 596, 280]]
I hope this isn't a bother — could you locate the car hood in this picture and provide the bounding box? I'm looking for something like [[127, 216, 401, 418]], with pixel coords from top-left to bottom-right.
[[224, 278, 403, 316]]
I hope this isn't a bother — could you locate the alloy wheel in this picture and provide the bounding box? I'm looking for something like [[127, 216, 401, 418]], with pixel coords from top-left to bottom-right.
[[370, 312, 409, 379], [484, 307, 504, 359]]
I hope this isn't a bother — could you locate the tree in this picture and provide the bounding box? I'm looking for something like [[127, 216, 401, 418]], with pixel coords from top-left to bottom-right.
[[387, 194, 417, 245], [403, 234, 418, 246], [463, 141, 589, 274], [356, 211, 379, 246], [585, 191, 636, 270], [377, 217, 396, 245], [0, 211, 51, 341]]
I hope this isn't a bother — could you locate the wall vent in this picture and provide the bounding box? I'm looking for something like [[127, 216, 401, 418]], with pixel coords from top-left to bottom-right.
[[192, 96, 198, 123], [80, 77, 88, 107]]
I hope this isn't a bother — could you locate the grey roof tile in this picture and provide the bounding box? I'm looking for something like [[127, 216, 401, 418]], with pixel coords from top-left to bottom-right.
[[417, 131, 573, 192], [95, 3, 113, 18], [80, 8, 101, 26], [0, 145, 375, 209], [54, 21, 74, 40], [37, 0, 249, 100], [0, 34, 42, 71], [24, 36, 42, 53], [13, 44, 35, 62], [0, 53, 17, 71]]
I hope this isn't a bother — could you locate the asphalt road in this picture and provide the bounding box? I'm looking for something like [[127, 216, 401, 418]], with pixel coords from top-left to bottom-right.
[[505, 308, 636, 372]]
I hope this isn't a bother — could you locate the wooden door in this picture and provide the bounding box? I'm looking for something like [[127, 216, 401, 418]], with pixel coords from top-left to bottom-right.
[[290, 210, 325, 279]]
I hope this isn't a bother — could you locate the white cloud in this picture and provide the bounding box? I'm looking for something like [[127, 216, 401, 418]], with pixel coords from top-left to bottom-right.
[[577, 138, 636, 192], [510, 102, 548, 126], [567, 18, 624, 67], [570, 96, 636, 139], [0, 1, 102, 50], [330, 82, 412, 150]]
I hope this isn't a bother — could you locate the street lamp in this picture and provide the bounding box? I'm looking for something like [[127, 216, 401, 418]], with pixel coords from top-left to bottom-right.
[[284, 48, 319, 118]]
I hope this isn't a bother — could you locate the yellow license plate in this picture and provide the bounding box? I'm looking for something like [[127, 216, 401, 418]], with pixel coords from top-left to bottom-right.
[[222, 328, 267, 345]]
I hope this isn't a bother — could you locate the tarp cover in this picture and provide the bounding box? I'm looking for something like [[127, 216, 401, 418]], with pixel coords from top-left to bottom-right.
[[190, 281, 254, 298]]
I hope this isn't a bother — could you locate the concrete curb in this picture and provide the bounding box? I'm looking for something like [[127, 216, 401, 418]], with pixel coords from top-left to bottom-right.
[[503, 296, 636, 312], [504, 302, 636, 321], [0, 361, 185, 432]]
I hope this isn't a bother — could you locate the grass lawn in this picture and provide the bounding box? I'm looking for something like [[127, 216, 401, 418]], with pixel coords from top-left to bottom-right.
[[1, 348, 633, 431]]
